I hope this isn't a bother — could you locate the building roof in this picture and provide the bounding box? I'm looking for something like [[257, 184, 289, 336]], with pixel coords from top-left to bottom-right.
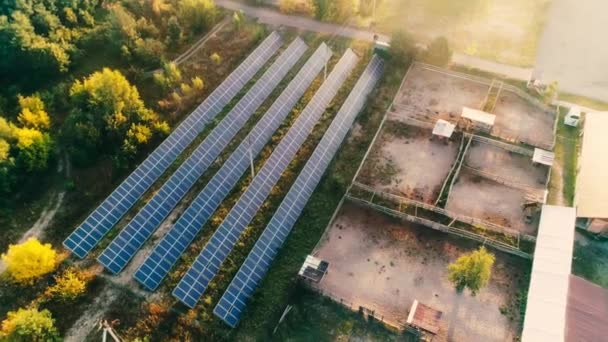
[[532, 148, 555, 166], [407, 300, 442, 335], [461, 107, 496, 126], [432, 119, 456, 138], [522, 205, 576, 342], [576, 112, 608, 218], [566, 275, 608, 341]]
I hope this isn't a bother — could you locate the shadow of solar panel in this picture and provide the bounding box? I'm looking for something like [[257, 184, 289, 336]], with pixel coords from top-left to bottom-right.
[[63, 32, 283, 259], [133, 43, 332, 291], [214, 56, 384, 327], [172, 49, 359, 308], [97, 38, 308, 274]]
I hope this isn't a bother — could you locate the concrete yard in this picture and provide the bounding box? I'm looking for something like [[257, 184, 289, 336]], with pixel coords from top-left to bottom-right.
[[492, 90, 556, 149], [313, 203, 528, 342], [446, 169, 537, 235], [358, 123, 460, 204], [465, 141, 549, 190]]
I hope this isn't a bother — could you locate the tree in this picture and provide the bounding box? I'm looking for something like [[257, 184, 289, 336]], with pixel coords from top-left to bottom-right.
[[166, 16, 182, 47], [12, 127, 53, 172], [0, 307, 59, 341], [178, 0, 217, 34], [45, 268, 88, 301], [421, 36, 452, 67], [389, 30, 416, 68], [191, 76, 204, 91], [153, 62, 182, 90], [2, 238, 58, 284], [65, 68, 168, 164], [17, 95, 51, 130], [448, 246, 495, 295], [0, 139, 9, 162], [543, 81, 558, 105], [210, 52, 221, 65], [232, 11, 244, 30]]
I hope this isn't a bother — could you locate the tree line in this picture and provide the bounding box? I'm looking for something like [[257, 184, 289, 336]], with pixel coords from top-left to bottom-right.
[[0, 0, 219, 199]]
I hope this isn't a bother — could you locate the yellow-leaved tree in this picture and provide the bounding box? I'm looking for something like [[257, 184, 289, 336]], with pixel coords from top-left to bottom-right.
[[17, 95, 51, 130], [45, 268, 90, 301], [0, 307, 59, 340], [2, 238, 58, 284]]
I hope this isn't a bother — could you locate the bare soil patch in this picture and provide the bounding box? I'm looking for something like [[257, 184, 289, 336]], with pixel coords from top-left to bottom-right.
[[446, 169, 536, 235], [358, 123, 459, 204], [492, 90, 556, 148], [393, 64, 490, 120], [465, 141, 549, 189], [313, 202, 528, 341]]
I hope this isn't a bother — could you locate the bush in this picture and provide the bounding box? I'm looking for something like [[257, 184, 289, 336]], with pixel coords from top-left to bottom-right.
[[448, 246, 495, 295], [0, 307, 59, 341], [421, 36, 452, 67], [1, 238, 58, 285]]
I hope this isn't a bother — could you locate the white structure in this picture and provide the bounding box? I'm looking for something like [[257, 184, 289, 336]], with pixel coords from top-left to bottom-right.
[[532, 148, 555, 166], [432, 119, 456, 138], [564, 106, 581, 127], [575, 112, 608, 234], [460, 107, 496, 132], [522, 205, 576, 342]]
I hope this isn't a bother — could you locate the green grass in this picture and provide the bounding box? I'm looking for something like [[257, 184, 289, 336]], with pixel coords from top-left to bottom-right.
[[547, 106, 580, 206], [272, 284, 416, 341], [558, 92, 608, 111]]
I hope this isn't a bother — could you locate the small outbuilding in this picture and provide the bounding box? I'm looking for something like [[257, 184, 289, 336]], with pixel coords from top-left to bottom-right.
[[298, 255, 329, 283], [432, 119, 456, 138], [460, 107, 496, 133]]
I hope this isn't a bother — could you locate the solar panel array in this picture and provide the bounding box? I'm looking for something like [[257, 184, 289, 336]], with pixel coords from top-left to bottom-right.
[[134, 44, 332, 291], [214, 56, 384, 327], [63, 32, 283, 258], [173, 49, 359, 308], [96, 39, 308, 274]]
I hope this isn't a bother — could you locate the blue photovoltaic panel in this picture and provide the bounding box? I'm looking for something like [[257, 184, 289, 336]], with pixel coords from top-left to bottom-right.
[[96, 39, 308, 274], [134, 44, 332, 291], [63, 32, 283, 259], [173, 49, 359, 308], [214, 56, 384, 327]]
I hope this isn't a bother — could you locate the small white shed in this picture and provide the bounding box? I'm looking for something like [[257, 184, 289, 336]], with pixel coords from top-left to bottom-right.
[[460, 107, 496, 133]]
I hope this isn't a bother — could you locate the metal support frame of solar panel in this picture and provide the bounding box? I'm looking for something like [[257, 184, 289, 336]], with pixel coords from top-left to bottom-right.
[[62, 32, 283, 259], [214, 56, 384, 327], [134, 43, 332, 291], [96, 39, 308, 274], [173, 49, 359, 308]]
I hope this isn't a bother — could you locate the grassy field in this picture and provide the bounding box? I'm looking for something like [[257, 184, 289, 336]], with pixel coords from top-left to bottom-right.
[[273, 284, 416, 341], [559, 92, 608, 111], [367, 0, 551, 66], [547, 106, 580, 206]]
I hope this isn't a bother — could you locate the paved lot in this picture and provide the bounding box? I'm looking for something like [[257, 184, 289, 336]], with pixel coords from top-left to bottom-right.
[[535, 0, 608, 101]]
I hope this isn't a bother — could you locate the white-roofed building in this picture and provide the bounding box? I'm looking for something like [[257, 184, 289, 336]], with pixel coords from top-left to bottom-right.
[[432, 119, 456, 138], [575, 112, 608, 234], [460, 107, 496, 133], [522, 205, 576, 342]]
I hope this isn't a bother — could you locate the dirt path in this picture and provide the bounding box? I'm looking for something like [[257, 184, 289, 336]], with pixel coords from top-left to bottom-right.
[[64, 285, 120, 342], [0, 154, 69, 272]]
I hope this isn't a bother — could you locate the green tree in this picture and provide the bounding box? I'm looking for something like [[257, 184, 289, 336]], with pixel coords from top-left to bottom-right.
[[153, 62, 182, 90], [17, 95, 51, 130], [65, 68, 168, 165], [421, 36, 452, 67], [12, 127, 53, 172], [0, 307, 59, 341], [389, 30, 416, 68], [166, 16, 182, 47], [448, 246, 495, 295], [178, 0, 217, 34]]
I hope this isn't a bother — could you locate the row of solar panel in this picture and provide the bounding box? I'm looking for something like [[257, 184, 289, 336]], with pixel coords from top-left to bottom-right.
[[135, 43, 333, 291], [97, 38, 309, 274], [214, 56, 385, 327], [63, 32, 284, 258], [173, 49, 360, 308]]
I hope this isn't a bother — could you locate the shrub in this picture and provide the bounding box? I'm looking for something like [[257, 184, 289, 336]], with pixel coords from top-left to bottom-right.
[[2, 238, 57, 285]]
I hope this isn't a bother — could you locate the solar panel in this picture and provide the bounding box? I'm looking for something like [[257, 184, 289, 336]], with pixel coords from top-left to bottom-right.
[[214, 56, 384, 327], [96, 39, 308, 274], [63, 32, 283, 259], [134, 43, 333, 291], [172, 49, 359, 308]]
